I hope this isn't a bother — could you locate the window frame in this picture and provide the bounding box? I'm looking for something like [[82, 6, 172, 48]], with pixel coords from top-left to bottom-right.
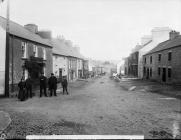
[[21, 42, 27, 58], [158, 53, 161, 62], [168, 52, 172, 61]]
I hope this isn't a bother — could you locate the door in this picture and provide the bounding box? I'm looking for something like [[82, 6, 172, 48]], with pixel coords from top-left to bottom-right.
[[162, 68, 166, 82], [59, 68, 62, 82], [146, 68, 149, 79]]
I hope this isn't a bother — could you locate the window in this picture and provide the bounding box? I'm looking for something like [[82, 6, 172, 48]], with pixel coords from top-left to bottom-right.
[[168, 52, 172, 61], [168, 68, 172, 78], [158, 67, 161, 76], [33, 45, 38, 57], [21, 42, 27, 58], [43, 48, 46, 60], [158, 54, 161, 62], [150, 56, 152, 64], [150, 68, 152, 77], [144, 57, 146, 64]]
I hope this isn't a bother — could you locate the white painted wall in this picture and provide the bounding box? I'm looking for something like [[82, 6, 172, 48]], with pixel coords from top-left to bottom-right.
[[0, 26, 6, 95], [53, 55, 68, 77], [138, 27, 171, 78]]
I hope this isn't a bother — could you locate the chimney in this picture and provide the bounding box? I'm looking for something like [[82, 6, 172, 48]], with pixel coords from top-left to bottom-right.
[[151, 27, 171, 42], [24, 24, 38, 33], [169, 30, 180, 40], [141, 35, 152, 45], [37, 30, 52, 39]]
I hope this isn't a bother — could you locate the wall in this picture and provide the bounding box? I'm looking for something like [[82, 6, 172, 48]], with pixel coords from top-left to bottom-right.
[[0, 26, 6, 95], [9, 35, 53, 91], [53, 55, 68, 77], [143, 46, 181, 84], [138, 28, 171, 78]]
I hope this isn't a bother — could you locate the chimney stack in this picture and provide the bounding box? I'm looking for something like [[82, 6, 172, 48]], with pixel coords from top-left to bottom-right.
[[24, 24, 38, 33], [169, 30, 180, 40]]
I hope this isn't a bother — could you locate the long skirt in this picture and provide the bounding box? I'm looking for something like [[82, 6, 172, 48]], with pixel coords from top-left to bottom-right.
[[18, 89, 26, 101]]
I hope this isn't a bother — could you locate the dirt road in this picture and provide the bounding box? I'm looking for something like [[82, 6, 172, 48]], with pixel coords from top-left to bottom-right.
[[0, 75, 181, 139]]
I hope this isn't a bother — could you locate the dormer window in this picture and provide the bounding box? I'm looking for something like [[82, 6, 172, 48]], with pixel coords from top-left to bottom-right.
[[33, 45, 38, 57], [21, 42, 27, 58]]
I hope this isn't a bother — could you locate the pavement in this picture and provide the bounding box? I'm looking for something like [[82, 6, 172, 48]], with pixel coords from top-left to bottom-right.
[[0, 75, 180, 139]]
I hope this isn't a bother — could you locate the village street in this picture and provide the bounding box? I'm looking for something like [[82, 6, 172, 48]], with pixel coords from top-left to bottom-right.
[[0, 75, 181, 139]]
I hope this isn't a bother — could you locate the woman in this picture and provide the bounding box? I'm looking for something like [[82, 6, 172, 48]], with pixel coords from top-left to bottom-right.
[[18, 78, 26, 101]]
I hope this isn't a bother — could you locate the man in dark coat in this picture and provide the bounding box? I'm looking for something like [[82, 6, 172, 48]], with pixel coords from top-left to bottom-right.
[[25, 75, 33, 98], [39, 73, 47, 97], [62, 76, 69, 95], [48, 73, 57, 96], [18, 77, 26, 101]]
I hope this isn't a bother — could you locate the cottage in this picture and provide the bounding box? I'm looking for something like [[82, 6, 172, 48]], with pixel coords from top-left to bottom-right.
[[0, 17, 53, 96], [143, 31, 181, 84]]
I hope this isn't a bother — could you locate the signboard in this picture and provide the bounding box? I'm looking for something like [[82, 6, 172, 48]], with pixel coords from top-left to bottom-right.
[[0, 25, 6, 95]]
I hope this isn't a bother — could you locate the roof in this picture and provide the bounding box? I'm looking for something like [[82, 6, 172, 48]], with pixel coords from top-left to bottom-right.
[[0, 16, 52, 47], [52, 38, 85, 59], [145, 36, 181, 55]]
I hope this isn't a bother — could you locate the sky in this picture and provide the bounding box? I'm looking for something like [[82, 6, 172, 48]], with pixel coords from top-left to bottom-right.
[[0, 0, 181, 60]]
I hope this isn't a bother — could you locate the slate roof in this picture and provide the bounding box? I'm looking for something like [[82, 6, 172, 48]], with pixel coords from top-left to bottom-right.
[[145, 36, 181, 55], [0, 16, 52, 47], [52, 39, 85, 59]]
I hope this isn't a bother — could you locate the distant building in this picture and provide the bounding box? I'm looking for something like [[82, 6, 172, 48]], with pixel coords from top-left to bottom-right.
[[138, 27, 172, 78], [52, 38, 85, 82], [143, 31, 181, 84], [0, 17, 53, 96]]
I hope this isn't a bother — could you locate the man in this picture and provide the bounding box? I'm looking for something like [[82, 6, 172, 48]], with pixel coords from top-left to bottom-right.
[[62, 76, 69, 95], [25, 75, 33, 98], [18, 77, 26, 101], [39, 73, 47, 97], [48, 73, 57, 96]]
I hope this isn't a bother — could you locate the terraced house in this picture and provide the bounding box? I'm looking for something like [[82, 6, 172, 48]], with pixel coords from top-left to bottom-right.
[[52, 38, 85, 82], [0, 17, 53, 96], [143, 31, 181, 84]]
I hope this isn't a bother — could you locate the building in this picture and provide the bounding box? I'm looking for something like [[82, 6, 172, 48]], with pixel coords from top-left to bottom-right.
[[52, 39, 69, 82], [138, 27, 172, 79], [52, 38, 85, 82], [143, 31, 181, 84], [0, 17, 53, 96], [83, 59, 89, 79]]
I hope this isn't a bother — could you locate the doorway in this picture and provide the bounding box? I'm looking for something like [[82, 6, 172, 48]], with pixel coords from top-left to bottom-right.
[[162, 68, 166, 82], [59, 68, 62, 82], [146, 68, 149, 79]]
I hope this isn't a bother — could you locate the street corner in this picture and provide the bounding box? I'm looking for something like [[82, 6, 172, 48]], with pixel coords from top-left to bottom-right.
[[0, 111, 11, 132]]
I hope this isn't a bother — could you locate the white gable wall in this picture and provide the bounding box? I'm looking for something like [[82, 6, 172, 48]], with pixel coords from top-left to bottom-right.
[[53, 55, 68, 78]]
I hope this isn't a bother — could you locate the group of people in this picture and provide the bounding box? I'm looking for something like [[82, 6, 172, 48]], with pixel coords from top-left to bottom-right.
[[18, 73, 69, 101]]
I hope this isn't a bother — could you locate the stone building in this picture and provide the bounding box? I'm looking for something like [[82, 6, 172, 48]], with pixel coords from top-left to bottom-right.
[[143, 31, 181, 84], [0, 17, 53, 94], [138, 27, 172, 79]]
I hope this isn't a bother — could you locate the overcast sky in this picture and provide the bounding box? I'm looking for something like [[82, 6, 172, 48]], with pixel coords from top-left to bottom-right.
[[1, 0, 181, 60]]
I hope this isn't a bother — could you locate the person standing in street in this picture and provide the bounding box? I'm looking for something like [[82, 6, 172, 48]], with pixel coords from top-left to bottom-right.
[[18, 77, 26, 101], [48, 73, 57, 96], [39, 73, 47, 97], [62, 76, 69, 95], [25, 75, 33, 98]]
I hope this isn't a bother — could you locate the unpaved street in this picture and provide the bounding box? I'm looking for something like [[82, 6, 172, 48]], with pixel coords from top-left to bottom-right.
[[0, 75, 181, 139]]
